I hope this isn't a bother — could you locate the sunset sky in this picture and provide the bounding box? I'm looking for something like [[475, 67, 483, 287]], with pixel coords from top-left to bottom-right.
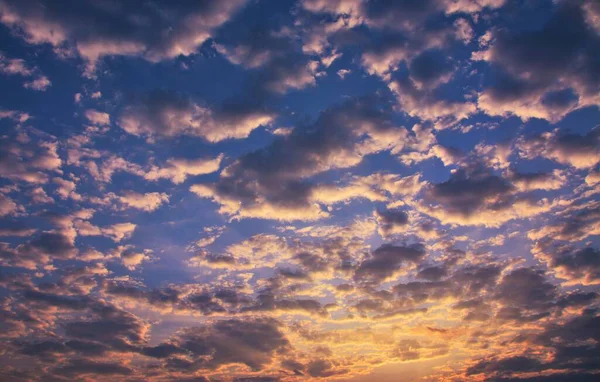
[[0, 0, 599, 381]]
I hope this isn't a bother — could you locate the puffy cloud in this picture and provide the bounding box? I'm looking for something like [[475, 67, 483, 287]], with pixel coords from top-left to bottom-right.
[[475, 1, 600, 122], [507, 168, 567, 192], [84, 109, 110, 126], [0, 194, 21, 216], [28, 186, 54, 204], [416, 167, 559, 227], [115, 246, 151, 270], [0, 231, 77, 269], [118, 90, 273, 142], [0, 0, 248, 75], [354, 243, 426, 285], [116, 191, 169, 212], [494, 267, 557, 321], [0, 109, 30, 123], [527, 201, 600, 243], [170, 317, 290, 371], [533, 240, 600, 286], [2, 1, 600, 381], [466, 309, 600, 380], [23, 75, 51, 91], [76, 221, 137, 242], [516, 127, 600, 169], [374, 208, 409, 236], [215, 19, 320, 94], [0, 53, 34, 76], [389, 68, 476, 126], [0, 53, 51, 91], [586, 170, 600, 186], [99, 223, 137, 242], [144, 154, 223, 184], [191, 97, 409, 221], [0, 132, 61, 184], [53, 177, 81, 200]]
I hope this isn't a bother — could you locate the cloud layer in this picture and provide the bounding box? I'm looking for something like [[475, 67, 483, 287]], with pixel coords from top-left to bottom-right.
[[0, 0, 599, 381]]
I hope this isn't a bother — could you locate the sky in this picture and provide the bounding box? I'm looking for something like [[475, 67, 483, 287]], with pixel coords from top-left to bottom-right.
[[0, 0, 599, 381]]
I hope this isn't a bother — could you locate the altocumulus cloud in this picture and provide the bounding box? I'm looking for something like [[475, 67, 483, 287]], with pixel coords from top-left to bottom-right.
[[0, 0, 599, 381]]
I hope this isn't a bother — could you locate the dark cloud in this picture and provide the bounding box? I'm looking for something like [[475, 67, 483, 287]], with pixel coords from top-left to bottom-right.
[[468, 309, 600, 379], [534, 241, 600, 286], [306, 359, 345, 377], [426, 168, 513, 217], [191, 96, 408, 220], [494, 268, 557, 313], [52, 359, 133, 377], [0, 0, 247, 74], [517, 126, 600, 169], [417, 266, 447, 281], [478, 1, 600, 121], [0, 132, 61, 184], [172, 317, 289, 370], [363, 0, 445, 29], [184, 293, 227, 315], [293, 252, 329, 273], [374, 208, 409, 236], [103, 280, 180, 309], [394, 338, 421, 361], [0, 231, 78, 269], [394, 263, 502, 305], [354, 243, 426, 284], [408, 49, 454, 89], [23, 289, 92, 310], [19, 339, 109, 358], [467, 356, 543, 377], [116, 6, 321, 142], [117, 89, 274, 142], [416, 164, 558, 227]]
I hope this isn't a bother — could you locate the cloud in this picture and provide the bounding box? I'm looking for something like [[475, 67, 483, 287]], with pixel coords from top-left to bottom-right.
[[0, 0, 248, 75], [1, 1, 600, 381], [475, 1, 600, 122], [415, 166, 559, 227], [533, 240, 600, 286], [23, 75, 51, 91], [354, 243, 426, 285], [0, 225, 36, 237], [0, 53, 34, 76], [170, 317, 290, 371], [0, 53, 51, 91], [374, 208, 409, 236], [76, 221, 137, 242], [215, 19, 319, 94], [144, 154, 223, 184], [389, 69, 476, 127], [0, 231, 77, 269], [0, 194, 21, 216], [53, 177, 81, 200], [494, 267, 557, 321], [28, 186, 54, 204], [508, 168, 566, 192], [467, 309, 600, 380], [516, 127, 600, 169], [117, 90, 273, 142], [84, 109, 110, 126], [528, 201, 600, 243], [116, 191, 169, 212], [191, 97, 409, 221], [0, 131, 61, 184], [52, 359, 133, 378]]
